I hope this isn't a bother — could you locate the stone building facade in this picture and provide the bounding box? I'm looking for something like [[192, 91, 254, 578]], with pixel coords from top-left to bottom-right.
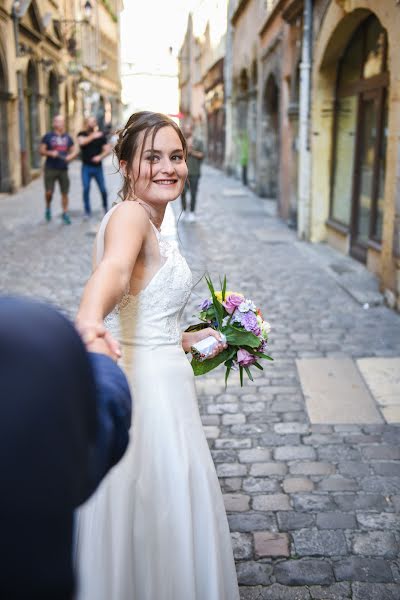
[[221, 0, 400, 308], [0, 0, 122, 192], [178, 1, 228, 167]]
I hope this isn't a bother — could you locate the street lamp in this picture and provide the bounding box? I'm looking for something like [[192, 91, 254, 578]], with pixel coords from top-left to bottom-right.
[[83, 1, 93, 20]]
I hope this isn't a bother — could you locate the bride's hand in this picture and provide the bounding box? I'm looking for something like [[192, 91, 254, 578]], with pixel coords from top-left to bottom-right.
[[75, 318, 121, 360], [182, 328, 228, 358]]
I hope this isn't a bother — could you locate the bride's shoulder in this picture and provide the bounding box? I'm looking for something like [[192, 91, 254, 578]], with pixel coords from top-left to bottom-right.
[[107, 200, 150, 232]]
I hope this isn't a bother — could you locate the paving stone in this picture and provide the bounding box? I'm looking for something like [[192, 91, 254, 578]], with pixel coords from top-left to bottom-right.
[[260, 584, 313, 600], [303, 434, 344, 445], [231, 531, 253, 560], [211, 449, 237, 463], [260, 433, 301, 446], [274, 446, 316, 461], [223, 493, 250, 512], [292, 494, 336, 512], [271, 400, 303, 413], [207, 403, 239, 414], [337, 461, 370, 477], [236, 561, 273, 585], [228, 512, 277, 533], [201, 415, 220, 425], [239, 448, 272, 463], [352, 531, 399, 558], [254, 531, 290, 558], [362, 445, 400, 460], [317, 445, 362, 461], [289, 461, 336, 476], [222, 413, 246, 425], [250, 462, 288, 477], [361, 476, 400, 494], [316, 512, 357, 530], [318, 476, 359, 492], [242, 402, 268, 414], [231, 424, 268, 435], [333, 493, 390, 512], [292, 529, 348, 557], [220, 477, 242, 493], [356, 512, 400, 530], [274, 559, 335, 585], [274, 422, 310, 435], [203, 425, 220, 439], [277, 511, 315, 531], [334, 556, 394, 582], [371, 462, 400, 477], [216, 463, 247, 477], [283, 478, 314, 493], [253, 494, 292, 511], [239, 586, 264, 600], [309, 582, 351, 599], [352, 582, 400, 600], [214, 438, 252, 449], [243, 477, 280, 493]]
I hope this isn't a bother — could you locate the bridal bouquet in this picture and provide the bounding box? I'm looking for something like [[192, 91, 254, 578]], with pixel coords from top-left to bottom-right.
[[189, 275, 272, 386]]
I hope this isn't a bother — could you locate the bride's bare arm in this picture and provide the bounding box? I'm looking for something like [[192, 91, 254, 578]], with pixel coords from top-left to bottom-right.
[[76, 203, 149, 341]]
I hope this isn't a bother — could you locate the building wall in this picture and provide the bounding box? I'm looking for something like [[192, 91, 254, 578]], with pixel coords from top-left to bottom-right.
[[0, 0, 122, 192], [311, 0, 400, 307]]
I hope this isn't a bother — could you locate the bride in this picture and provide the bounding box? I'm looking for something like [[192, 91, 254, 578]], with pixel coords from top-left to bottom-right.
[[75, 111, 240, 600]]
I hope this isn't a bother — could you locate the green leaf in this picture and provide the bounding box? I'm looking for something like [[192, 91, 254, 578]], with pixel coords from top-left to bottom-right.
[[205, 274, 224, 328], [244, 366, 253, 381], [224, 363, 232, 388], [239, 366, 244, 387], [256, 352, 273, 361], [222, 275, 227, 301], [184, 322, 209, 333], [191, 348, 231, 376], [223, 326, 260, 348], [253, 361, 264, 370]]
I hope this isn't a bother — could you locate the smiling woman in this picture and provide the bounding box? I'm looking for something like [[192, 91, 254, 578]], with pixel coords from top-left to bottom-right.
[[74, 111, 239, 600]]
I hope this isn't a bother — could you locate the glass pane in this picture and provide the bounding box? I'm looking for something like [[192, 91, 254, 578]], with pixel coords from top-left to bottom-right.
[[374, 96, 388, 241], [363, 18, 386, 79], [331, 96, 357, 224], [356, 98, 377, 244], [338, 33, 363, 92]]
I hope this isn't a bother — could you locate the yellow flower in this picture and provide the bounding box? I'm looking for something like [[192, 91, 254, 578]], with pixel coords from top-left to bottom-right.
[[214, 290, 243, 303]]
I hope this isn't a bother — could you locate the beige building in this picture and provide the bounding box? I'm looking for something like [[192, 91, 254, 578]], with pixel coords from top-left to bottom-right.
[[0, 0, 122, 192]]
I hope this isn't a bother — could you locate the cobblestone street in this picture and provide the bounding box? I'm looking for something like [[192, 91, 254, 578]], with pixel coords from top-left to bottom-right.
[[1, 161, 400, 599]]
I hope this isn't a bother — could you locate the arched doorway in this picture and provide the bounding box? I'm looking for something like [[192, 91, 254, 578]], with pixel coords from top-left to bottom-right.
[[0, 51, 10, 191], [237, 69, 249, 183], [26, 61, 40, 169], [330, 14, 388, 262], [261, 73, 280, 198], [47, 71, 59, 129]]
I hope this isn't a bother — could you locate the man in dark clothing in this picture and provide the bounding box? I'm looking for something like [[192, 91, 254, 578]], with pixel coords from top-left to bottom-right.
[[0, 296, 131, 600], [78, 116, 111, 217], [40, 114, 75, 225], [181, 123, 204, 222]]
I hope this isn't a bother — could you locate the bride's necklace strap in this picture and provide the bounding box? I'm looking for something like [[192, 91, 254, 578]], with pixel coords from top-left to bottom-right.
[[130, 199, 162, 233]]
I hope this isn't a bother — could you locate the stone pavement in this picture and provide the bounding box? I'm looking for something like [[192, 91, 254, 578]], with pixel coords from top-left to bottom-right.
[[1, 161, 400, 599]]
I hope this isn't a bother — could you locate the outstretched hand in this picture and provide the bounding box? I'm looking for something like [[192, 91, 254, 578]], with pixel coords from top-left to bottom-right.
[[75, 319, 121, 361]]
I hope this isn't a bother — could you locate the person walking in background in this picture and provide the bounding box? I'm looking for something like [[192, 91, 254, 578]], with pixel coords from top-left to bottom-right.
[[40, 115, 75, 225], [78, 117, 111, 218], [180, 122, 204, 222], [240, 131, 249, 187]]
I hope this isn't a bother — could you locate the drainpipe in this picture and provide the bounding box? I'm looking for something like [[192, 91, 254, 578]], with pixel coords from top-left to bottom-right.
[[12, 1, 30, 186], [297, 0, 313, 240]]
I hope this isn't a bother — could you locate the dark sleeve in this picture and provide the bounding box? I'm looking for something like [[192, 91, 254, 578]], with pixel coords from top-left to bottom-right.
[[41, 133, 49, 145], [68, 135, 74, 148], [80, 353, 132, 503], [101, 135, 108, 146]]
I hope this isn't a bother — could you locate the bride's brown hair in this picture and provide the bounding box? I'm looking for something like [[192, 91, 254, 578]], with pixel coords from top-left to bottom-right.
[[114, 111, 187, 202]]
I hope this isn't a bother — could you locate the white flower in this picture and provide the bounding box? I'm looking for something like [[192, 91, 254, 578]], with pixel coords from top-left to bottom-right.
[[261, 320, 271, 337], [222, 316, 230, 327], [238, 299, 257, 313]]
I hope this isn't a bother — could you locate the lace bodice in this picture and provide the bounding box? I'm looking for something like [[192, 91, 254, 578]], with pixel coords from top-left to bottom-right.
[[97, 205, 193, 348]]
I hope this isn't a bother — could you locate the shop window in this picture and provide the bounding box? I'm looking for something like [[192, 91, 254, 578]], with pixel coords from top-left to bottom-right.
[[330, 14, 388, 259]]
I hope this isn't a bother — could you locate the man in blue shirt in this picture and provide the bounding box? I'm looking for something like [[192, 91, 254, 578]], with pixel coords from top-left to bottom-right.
[[40, 115, 75, 225]]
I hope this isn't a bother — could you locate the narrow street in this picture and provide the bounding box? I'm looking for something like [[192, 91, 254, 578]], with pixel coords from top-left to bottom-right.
[[1, 160, 400, 600]]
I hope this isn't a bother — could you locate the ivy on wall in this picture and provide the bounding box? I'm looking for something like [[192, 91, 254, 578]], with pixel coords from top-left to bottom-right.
[[100, 0, 118, 22]]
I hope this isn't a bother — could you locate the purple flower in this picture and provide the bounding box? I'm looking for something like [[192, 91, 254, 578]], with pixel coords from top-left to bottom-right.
[[238, 310, 260, 335], [223, 294, 243, 315], [200, 298, 212, 311], [237, 348, 256, 366]]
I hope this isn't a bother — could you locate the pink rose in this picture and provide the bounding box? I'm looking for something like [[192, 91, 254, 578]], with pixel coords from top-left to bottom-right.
[[237, 348, 256, 366], [223, 294, 243, 315]]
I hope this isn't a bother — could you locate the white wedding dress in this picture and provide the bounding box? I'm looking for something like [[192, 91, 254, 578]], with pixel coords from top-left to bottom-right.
[[75, 205, 239, 600]]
